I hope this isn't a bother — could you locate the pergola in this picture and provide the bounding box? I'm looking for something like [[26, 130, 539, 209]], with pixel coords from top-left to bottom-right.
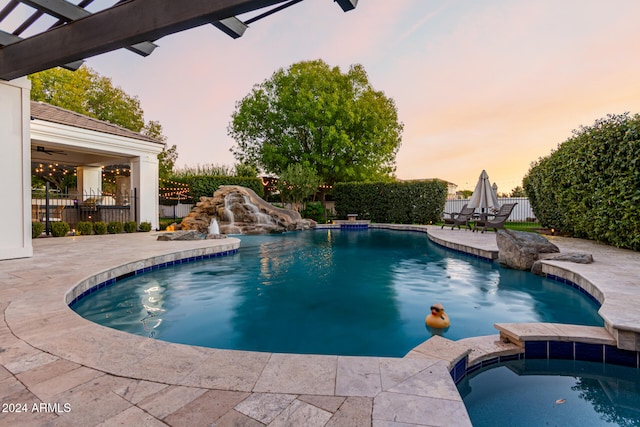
[[0, 0, 359, 260], [0, 0, 358, 80]]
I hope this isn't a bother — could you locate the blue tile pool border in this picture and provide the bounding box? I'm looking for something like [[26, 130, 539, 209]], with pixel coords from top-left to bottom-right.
[[428, 239, 495, 263], [339, 223, 369, 230], [545, 273, 602, 306], [451, 340, 640, 384], [68, 248, 238, 307]]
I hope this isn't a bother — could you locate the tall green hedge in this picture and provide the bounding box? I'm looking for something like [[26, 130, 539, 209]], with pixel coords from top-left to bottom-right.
[[524, 113, 640, 250], [334, 181, 447, 224], [176, 176, 263, 201]]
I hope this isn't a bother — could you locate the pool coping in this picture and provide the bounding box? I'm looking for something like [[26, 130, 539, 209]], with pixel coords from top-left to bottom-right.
[[1, 226, 639, 425]]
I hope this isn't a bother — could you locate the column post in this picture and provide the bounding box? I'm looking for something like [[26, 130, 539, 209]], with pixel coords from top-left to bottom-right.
[[0, 77, 32, 260], [131, 154, 159, 230]]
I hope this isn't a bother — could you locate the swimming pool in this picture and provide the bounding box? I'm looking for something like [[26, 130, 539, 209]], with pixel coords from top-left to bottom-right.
[[71, 229, 603, 357], [460, 358, 640, 426]]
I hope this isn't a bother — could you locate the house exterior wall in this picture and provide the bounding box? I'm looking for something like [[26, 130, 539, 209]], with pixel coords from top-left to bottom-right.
[[0, 78, 32, 260]]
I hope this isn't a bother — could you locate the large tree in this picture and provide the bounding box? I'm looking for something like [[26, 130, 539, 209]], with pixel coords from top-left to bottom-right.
[[228, 60, 403, 196], [29, 66, 178, 177], [29, 66, 145, 131]]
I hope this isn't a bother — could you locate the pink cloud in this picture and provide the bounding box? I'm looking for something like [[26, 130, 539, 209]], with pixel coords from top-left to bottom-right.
[[82, 0, 640, 192]]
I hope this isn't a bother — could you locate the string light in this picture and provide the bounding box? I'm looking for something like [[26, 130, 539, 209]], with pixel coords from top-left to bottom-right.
[[158, 178, 190, 201], [32, 163, 193, 201], [32, 163, 131, 180], [159, 178, 190, 187]]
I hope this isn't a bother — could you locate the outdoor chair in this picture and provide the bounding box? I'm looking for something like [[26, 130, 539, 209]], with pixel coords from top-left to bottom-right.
[[441, 204, 476, 230], [39, 205, 65, 223], [473, 203, 517, 233]]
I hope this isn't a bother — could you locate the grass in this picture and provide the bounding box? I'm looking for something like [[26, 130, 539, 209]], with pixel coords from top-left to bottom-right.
[[435, 221, 542, 233], [159, 217, 182, 230], [504, 222, 542, 233]]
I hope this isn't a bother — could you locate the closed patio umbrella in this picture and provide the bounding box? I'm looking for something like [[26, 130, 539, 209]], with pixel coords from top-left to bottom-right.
[[469, 170, 499, 212]]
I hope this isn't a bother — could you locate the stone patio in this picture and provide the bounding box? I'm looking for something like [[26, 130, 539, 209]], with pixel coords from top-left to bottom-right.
[[1, 226, 639, 426]]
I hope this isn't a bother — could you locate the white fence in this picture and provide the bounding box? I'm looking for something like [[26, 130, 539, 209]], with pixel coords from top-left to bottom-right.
[[159, 203, 194, 218], [444, 197, 536, 222], [160, 198, 536, 222]]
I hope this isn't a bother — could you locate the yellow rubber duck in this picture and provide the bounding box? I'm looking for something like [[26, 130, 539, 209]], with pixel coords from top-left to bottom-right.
[[426, 302, 450, 329]]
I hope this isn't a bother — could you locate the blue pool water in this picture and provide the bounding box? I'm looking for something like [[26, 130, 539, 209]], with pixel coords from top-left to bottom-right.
[[71, 229, 603, 357], [460, 359, 640, 426]]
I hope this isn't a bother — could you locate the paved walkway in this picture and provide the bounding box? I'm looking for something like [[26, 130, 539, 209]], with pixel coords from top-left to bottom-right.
[[1, 227, 639, 426]]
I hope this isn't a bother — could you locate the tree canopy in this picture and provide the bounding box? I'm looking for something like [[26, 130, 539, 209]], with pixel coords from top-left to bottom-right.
[[29, 66, 145, 132], [228, 60, 403, 190], [29, 66, 177, 177], [276, 163, 321, 211]]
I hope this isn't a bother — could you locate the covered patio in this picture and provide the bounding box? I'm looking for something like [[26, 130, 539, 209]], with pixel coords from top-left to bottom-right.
[[30, 101, 163, 231], [0, 84, 163, 260]]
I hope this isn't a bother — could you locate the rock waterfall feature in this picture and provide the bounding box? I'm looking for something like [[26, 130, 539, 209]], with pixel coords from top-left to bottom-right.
[[178, 185, 316, 235]]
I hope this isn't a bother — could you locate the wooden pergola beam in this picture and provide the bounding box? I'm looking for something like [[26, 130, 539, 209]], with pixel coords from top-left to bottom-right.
[[0, 0, 285, 80]]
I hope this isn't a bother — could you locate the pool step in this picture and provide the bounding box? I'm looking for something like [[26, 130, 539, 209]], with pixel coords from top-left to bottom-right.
[[494, 323, 616, 347]]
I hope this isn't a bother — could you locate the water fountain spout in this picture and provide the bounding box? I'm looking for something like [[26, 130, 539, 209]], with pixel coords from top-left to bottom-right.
[[209, 218, 220, 235]]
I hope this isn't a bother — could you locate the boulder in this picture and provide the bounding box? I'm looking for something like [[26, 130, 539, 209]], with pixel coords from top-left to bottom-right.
[[157, 230, 204, 241], [531, 252, 594, 275], [179, 185, 316, 235], [497, 229, 560, 270]]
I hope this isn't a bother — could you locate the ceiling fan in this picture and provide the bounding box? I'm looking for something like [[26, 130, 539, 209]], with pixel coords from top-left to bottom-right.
[[33, 146, 66, 155]]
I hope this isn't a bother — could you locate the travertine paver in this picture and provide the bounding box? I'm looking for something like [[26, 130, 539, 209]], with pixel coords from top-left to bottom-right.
[[112, 379, 169, 405], [95, 406, 167, 427], [494, 322, 617, 346], [335, 356, 382, 397], [182, 349, 271, 391], [137, 385, 209, 419], [162, 389, 250, 426], [378, 357, 440, 391], [1, 227, 639, 426], [386, 360, 462, 401], [234, 393, 298, 424], [253, 354, 338, 395], [29, 367, 105, 402], [373, 391, 472, 427], [269, 399, 333, 427], [325, 396, 372, 427], [298, 395, 346, 413]]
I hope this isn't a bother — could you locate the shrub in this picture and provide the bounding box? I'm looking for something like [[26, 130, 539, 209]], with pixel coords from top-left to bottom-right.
[[50, 221, 70, 237], [524, 112, 640, 250], [334, 180, 447, 224], [139, 221, 152, 232], [124, 221, 138, 233], [107, 221, 124, 234], [32, 221, 44, 238], [302, 202, 325, 222], [93, 221, 107, 235], [159, 218, 179, 231], [76, 221, 93, 236]]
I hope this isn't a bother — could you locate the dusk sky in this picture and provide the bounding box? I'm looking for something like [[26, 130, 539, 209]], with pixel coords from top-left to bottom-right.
[[15, 0, 640, 193]]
